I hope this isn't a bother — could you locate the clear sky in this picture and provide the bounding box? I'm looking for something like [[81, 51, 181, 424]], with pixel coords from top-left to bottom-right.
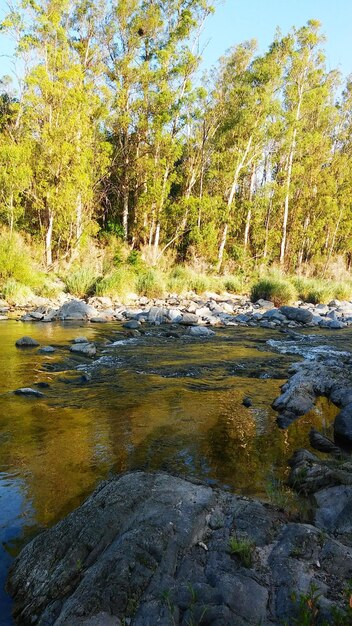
[[1, 0, 352, 85], [200, 0, 352, 77]]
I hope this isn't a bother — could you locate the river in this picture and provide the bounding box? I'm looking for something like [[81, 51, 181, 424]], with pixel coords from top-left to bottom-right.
[[0, 319, 345, 625]]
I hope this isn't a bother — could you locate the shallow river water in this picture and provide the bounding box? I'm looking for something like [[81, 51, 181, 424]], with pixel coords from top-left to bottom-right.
[[0, 319, 348, 624]]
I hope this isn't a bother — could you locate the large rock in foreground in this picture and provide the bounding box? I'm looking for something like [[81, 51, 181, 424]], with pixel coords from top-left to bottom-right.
[[57, 300, 98, 321], [7, 471, 351, 625]]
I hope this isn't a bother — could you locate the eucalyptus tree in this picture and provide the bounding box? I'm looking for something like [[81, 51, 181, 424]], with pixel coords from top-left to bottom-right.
[[277, 20, 330, 265], [2, 0, 110, 265], [210, 39, 287, 270], [103, 0, 213, 252]]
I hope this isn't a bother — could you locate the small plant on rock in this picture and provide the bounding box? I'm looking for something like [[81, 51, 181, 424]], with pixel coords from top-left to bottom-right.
[[228, 535, 255, 568]]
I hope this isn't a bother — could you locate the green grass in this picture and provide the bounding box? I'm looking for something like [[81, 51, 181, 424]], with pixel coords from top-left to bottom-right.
[[228, 536, 255, 567], [64, 267, 98, 298], [223, 275, 243, 294], [95, 267, 137, 298], [2, 279, 34, 304], [0, 230, 45, 290], [136, 268, 166, 298], [250, 276, 297, 306]]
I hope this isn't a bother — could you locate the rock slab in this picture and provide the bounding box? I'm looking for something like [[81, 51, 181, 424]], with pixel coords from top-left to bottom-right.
[[7, 471, 351, 625]]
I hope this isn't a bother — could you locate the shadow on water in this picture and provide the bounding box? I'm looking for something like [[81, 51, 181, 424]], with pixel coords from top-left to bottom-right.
[[0, 320, 348, 624]]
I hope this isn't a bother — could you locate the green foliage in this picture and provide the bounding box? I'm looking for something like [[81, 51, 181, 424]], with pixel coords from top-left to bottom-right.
[[0, 230, 44, 289], [250, 276, 297, 306], [95, 268, 137, 298], [2, 279, 34, 304], [136, 269, 166, 298], [228, 535, 255, 568], [64, 268, 98, 297], [292, 277, 333, 304], [223, 275, 243, 294]]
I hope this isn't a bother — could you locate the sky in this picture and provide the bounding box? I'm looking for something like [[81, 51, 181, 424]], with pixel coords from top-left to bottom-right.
[[0, 0, 352, 86], [200, 0, 352, 77]]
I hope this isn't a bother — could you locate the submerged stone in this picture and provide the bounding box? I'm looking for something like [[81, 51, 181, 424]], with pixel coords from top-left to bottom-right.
[[14, 387, 44, 397], [15, 336, 40, 347]]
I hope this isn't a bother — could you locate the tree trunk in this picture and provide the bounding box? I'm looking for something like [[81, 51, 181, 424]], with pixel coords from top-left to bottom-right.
[[46, 211, 54, 267], [217, 223, 228, 271], [244, 162, 256, 249], [280, 80, 304, 265], [217, 135, 254, 271]]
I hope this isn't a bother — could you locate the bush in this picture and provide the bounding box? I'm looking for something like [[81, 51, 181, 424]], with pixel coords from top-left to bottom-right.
[[136, 269, 166, 298], [223, 275, 243, 294], [2, 279, 34, 304], [250, 276, 297, 306], [64, 268, 98, 297], [0, 230, 44, 289], [95, 267, 137, 298], [292, 277, 330, 304], [331, 281, 352, 301]]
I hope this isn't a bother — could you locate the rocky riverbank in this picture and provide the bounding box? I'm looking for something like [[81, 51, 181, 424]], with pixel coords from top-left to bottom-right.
[[7, 461, 352, 626], [2, 292, 352, 330]]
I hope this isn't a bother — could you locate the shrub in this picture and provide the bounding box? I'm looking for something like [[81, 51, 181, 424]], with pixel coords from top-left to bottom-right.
[[250, 276, 297, 306], [167, 266, 193, 294], [2, 279, 34, 304], [223, 275, 243, 294], [228, 536, 255, 568], [95, 267, 137, 298], [136, 269, 166, 298], [0, 230, 44, 289], [332, 281, 352, 302], [293, 277, 332, 304], [64, 267, 98, 297]]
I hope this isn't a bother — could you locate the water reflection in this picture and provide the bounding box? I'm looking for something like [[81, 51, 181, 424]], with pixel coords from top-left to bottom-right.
[[0, 320, 346, 624]]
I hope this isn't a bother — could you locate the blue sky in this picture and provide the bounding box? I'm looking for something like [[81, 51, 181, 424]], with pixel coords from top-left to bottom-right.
[[200, 0, 352, 77], [1, 0, 351, 85]]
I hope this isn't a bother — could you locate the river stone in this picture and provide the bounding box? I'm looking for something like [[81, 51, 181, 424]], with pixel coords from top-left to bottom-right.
[[38, 346, 56, 354], [189, 326, 215, 336], [334, 403, 352, 444], [73, 336, 89, 343], [279, 306, 313, 323], [90, 317, 109, 323], [57, 300, 98, 321], [70, 342, 97, 357], [315, 485, 352, 539], [180, 313, 199, 325], [148, 306, 167, 324], [15, 336, 40, 347], [123, 319, 141, 329], [14, 387, 44, 397], [328, 320, 345, 329], [167, 308, 183, 323], [256, 299, 275, 309]]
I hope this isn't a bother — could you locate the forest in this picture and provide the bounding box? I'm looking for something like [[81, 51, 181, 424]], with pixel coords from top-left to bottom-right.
[[1, 0, 352, 302]]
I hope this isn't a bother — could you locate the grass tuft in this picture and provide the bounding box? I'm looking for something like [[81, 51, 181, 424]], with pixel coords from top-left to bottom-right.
[[228, 535, 255, 568], [251, 276, 297, 306]]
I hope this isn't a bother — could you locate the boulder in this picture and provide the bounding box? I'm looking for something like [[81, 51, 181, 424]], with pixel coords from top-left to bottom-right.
[[123, 320, 141, 330], [7, 471, 350, 626], [279, 306, 313, 324], [70, 343, 96, 357], [334, 403, 352, 444], [57, 300, 98, 321], [15, 336, 40, 347], [180, 313, 199, 326], [189, 326, 215, 337], [148, 306, 168, 324]]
